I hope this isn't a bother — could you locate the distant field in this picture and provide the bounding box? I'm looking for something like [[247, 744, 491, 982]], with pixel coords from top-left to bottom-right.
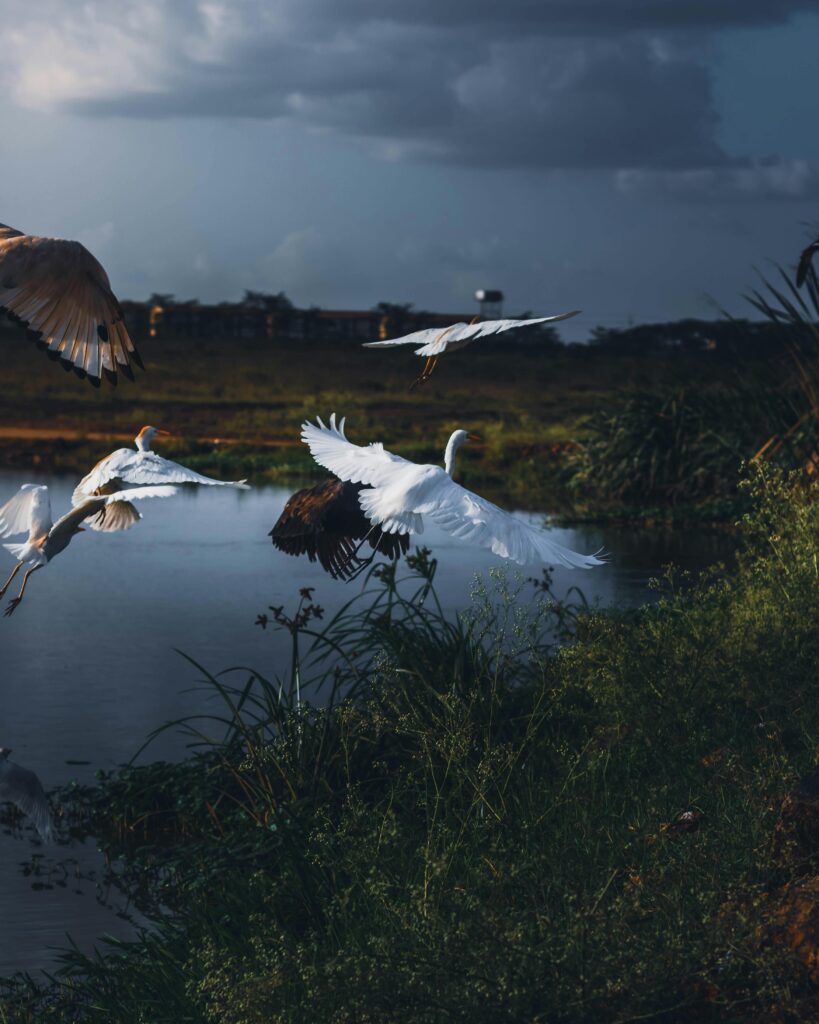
[[0, 327, 737, 507]]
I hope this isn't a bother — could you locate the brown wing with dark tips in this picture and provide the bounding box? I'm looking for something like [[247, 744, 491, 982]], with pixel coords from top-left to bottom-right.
[[0, 229, 143, 387], [796, 239, 819, 288], [270, 478, 410, 580]]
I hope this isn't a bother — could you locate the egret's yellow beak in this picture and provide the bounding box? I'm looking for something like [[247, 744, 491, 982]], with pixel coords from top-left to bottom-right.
[[467, 433, 482, 442], [155, 429, 172, 437]]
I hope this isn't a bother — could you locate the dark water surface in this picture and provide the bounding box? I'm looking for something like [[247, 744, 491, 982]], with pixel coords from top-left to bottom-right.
[[0, 471, 738, 973]]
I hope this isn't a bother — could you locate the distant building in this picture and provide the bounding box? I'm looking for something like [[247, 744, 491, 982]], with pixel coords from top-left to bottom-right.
[[475, 289, 503, 319], [119, 301, 474, 343]]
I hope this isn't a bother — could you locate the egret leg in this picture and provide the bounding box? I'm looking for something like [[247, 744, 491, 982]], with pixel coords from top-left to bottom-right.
[[4, 565, 42, 617], [0, 562, 22, 599], [415, 350, 442, 385], [410, 356, 433, 391]]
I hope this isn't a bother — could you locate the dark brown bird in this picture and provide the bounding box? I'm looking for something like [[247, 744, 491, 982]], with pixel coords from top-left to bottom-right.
[[270, 478, 410, 581], [796, 238, 819, 288]]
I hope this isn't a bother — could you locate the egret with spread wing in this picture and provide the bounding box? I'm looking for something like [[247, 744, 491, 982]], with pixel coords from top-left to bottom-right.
[[271, 477, 410, 580], [301, 415, 605, 569], [72, 426, 250, 529], [0, 222, 142, 386], [0, 748, 53, 843], [363, 311, 581, 387], [0, 482, 178, 615]]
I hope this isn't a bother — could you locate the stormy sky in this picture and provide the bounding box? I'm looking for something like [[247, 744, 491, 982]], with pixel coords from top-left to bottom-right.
[[2, 0, 818, 338]]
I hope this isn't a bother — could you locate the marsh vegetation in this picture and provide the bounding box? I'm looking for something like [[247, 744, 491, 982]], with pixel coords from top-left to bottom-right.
[[0, 467, 817, 1022]]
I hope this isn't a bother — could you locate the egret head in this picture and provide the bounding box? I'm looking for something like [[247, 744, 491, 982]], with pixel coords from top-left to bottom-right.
[[135, 426, 171, 452], [444, 430, 481, 476], [448, 429, 481, 447]]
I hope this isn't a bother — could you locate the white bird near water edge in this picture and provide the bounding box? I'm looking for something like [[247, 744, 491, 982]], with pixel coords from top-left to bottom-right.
[[301, 414, 605, 570], [0, 482, 178, 615], [363, 310, 581, 387], [72, 426, 250, 530], [0, 222, 142, 386], [0, 749, 53, 843]]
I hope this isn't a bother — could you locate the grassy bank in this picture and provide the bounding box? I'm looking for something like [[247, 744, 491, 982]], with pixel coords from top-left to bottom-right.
[[2, 466, 819, 1022]]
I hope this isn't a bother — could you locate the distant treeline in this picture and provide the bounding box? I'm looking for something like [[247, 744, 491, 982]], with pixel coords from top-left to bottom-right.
[[1, 287, 810, 358]]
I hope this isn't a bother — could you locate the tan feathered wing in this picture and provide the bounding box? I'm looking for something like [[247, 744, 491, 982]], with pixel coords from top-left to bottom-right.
[[0, 227, 142, 386]]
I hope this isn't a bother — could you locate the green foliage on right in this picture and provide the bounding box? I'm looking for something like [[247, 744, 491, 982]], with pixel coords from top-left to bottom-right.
[[564, 377, 817, 519]]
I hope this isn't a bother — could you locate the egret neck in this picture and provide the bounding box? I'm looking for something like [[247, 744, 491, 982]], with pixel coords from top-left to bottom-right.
[[134, 426, 169, 453], [444, 430, 470, 477]]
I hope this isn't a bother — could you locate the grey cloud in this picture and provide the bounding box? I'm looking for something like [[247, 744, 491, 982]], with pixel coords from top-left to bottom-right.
[[617, 159, 819, 202], [265, 0, 819, 34], [4, 0, 818, 188]]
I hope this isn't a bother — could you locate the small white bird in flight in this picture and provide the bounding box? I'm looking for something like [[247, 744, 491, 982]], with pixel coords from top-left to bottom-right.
[[0, 482, 178, 615], [72, 426, 250, 529], [301, 415, 605, 570], [0, 222, 142, 387], [0, 748, 54, 843], [363, 311, 581, 387]]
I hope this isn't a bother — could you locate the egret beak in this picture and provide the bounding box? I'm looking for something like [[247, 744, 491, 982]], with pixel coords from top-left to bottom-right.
[[155, 429, 172, 437], [467, 433, 482, 442]]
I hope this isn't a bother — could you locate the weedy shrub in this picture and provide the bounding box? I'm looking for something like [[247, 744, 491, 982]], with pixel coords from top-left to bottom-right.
[[566, 260, 819, 518], [742, 261, 819, 469], [563, 385, 783, 511], [2, 467, 818, 1023]]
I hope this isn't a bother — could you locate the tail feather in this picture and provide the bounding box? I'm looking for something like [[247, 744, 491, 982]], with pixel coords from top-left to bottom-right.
[[88, 501, 141, 532], [3, 542, 29, 561], [357, 488, 421, 536]]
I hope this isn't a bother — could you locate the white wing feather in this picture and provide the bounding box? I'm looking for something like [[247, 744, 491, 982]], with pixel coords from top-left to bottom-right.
[[52, 486, 179, 536], [423, 479, 604, 568], [303, 416, 604, 567], [413, 312, 581, 356], [362, 325, 465, 349], [107, 485, 180, 504], [301, 415, 411, 487], [357, 467, 603, 566], [73, 451, 249, 505], [72, 449, 133, 502], [0, 484, 53, 539], [362, 312, 580, 356]]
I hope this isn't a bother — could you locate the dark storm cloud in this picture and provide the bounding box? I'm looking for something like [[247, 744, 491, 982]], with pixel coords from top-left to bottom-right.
[[5, 0, 819, 187], [292, 0, 819, 33]]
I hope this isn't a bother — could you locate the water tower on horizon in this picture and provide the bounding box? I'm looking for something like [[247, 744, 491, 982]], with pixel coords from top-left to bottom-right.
[[475, 288, 503, 320]]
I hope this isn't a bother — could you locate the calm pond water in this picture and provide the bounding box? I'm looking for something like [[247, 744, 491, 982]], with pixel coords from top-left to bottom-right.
[[0, 471, 738, 974]]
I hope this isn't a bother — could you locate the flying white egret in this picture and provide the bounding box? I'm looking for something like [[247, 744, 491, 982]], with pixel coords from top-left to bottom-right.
[[72, 426, 250, 529], [301, 415, 605, 570], [270, 478, 410, 580], [362, 311, 581, 387], [0, 482, 178, 615], [0, 748, 54, 843], [0, 222, 142, 386]]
